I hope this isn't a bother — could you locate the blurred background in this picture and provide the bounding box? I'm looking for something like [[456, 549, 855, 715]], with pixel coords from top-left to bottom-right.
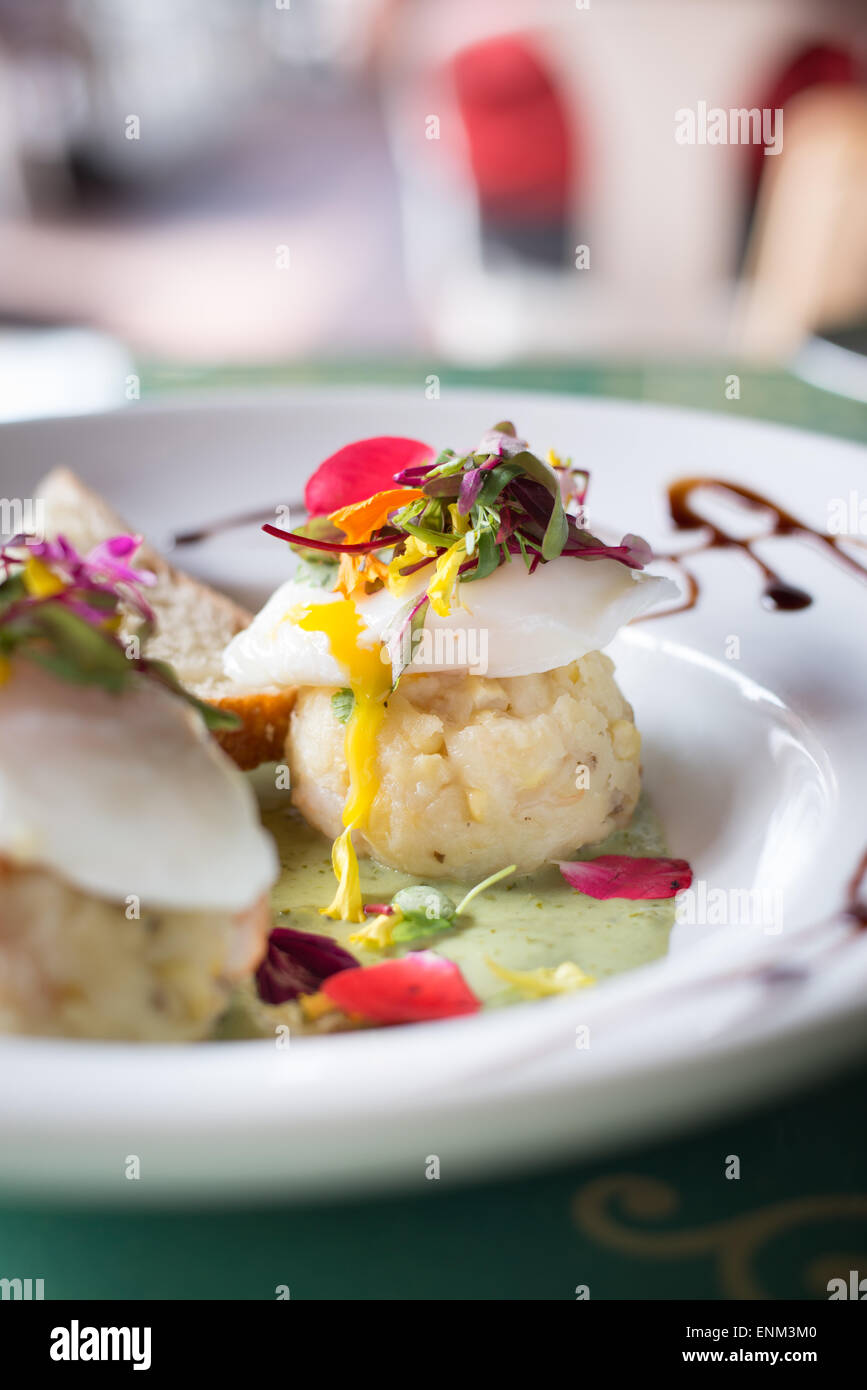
[[0, 0, 865, 418]]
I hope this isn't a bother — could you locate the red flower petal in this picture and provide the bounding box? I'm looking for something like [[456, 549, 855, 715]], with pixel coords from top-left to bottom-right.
[[557, 855, 693, 900], [321, 951, 481, 1023], [305, 437, 434, 517]]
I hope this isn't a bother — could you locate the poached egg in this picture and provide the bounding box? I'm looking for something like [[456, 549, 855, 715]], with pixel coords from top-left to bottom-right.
[[223, 556, 678, 688], [0, 661, 277, 912]]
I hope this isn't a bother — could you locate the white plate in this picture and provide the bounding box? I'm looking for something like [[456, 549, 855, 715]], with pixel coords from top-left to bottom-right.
[[1, 387, 866, 1204]]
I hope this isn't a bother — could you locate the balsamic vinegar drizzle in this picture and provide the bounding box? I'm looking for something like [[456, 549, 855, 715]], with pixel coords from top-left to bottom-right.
[[653, 477, 867, 615], [656, 479, 867, 935]]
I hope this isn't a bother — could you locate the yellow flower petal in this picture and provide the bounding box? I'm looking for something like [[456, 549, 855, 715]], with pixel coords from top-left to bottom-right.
[[386, 536, 436, 597], [427, 539, 466, 617], [299, 991, 340, 1021], [22, 556, 64, 598], [321, 828, 365, 923], [348, 911, 399, 950], [485, 958, 595, 999]]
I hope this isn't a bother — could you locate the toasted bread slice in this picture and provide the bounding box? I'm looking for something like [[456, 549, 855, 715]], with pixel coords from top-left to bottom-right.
[[35, 467, 294, 769]]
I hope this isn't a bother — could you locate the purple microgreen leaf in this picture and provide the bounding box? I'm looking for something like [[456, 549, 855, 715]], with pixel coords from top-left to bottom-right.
[[383, 592, 429, 686], [457, 466, 486, 516]]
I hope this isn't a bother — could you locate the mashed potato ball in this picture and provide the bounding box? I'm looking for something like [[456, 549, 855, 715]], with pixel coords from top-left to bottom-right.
[[288, 653, 641, 881], [0, 863, 270, 1040]]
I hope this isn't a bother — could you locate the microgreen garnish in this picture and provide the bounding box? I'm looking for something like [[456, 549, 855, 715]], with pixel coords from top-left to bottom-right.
[[294, 557, 339, 588], [264, 423, 654, 693], [355, 865, 519, 949], [265, 424, 652, 630], [455, 863, 518, 915], [331, 688, 355, 723], [0, 534, 239, 730], [389, 884, 457, 943]]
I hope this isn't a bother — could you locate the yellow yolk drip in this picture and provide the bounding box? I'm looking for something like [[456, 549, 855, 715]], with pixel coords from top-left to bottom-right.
[[295, 600, 391, 923]]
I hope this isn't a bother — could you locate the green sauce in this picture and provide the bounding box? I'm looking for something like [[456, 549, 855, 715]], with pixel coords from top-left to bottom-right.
[[262, 792, 674, 1008]]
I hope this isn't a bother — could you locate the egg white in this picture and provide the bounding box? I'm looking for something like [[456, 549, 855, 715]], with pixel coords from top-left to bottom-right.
[[223, 558, 678, 686], [0, 662, 277, 912]]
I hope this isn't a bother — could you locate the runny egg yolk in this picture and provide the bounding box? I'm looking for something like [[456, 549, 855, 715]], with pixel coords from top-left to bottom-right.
[[294, 600, 391, 922]]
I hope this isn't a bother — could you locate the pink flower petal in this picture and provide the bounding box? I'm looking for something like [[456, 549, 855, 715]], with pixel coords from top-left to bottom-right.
[[557, 855, 693, 900], [321, 950, 481, 1023], [86, 536, 156, 587], [304, 437, 434, 517]]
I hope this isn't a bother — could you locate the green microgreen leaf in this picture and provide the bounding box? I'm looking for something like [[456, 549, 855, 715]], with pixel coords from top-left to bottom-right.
[[331, 688, 355, 723], [508, 450, 569, 560], [455, 864, 517, 915], [287, 516, 345, 564], [294, 556, 339, 588], [399, 519, 452, 549], [0, 573, 27, 611], [30, 604, 131, 690], [390, 884, 457, 942], [429, 448, 458, 471], [516, 532, 533, 572], [474, 461, 525, 510], [461, 527, 500, 583]]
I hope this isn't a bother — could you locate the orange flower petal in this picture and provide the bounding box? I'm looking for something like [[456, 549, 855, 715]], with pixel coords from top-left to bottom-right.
[[335, 552, 391, 600], [329, 488, 424, 545]]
